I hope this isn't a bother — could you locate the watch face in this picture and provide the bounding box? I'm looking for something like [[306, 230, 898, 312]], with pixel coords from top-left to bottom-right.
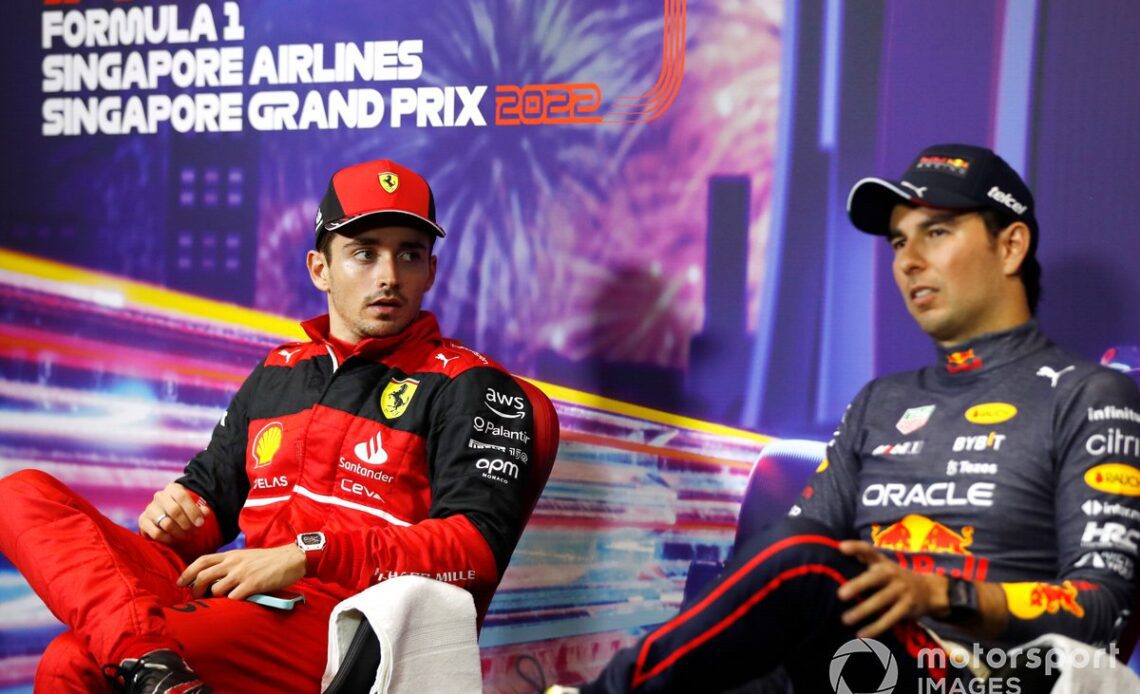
[[299, 532, 324, 549]]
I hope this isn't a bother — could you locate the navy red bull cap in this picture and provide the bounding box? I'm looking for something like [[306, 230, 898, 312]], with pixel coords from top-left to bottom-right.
[[315, 159, 445, 245], [847, 144, 1037, 242]]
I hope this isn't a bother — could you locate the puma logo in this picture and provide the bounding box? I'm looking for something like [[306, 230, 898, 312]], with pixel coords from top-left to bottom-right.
[[435, 353, 458, 368], [278, 348, 300, 364], [901, 181, 928, 198], [1036, 365, 1074, 388]]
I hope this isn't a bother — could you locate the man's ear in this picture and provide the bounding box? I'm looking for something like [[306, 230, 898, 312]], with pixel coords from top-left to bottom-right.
[[999, 221, 1031, 277], [307, 249, 331, 292], [425, 254, 437, 293]]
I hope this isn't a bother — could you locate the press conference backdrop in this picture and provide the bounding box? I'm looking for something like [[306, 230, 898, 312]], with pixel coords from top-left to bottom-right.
[[3, 0, 1140, 691]]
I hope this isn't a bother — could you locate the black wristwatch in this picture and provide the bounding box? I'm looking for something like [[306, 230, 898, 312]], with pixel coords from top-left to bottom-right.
[[945, 576, 980, 623]]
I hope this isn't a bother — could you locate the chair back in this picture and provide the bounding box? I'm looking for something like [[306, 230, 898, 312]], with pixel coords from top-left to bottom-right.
[[513, 376, 560, 523], [682, 439, 825, 604]]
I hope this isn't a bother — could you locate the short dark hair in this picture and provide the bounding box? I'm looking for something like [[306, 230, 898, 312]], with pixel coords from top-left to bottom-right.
[[978, 208, 1041, 314]]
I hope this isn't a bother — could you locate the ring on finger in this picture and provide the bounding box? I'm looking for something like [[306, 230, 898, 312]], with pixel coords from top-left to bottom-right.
[[155, 513, 169, 526]]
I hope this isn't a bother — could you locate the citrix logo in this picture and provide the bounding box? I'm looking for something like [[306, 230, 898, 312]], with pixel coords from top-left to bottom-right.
[[987, 186, 1028, 215], [485, 386, 526, 419]]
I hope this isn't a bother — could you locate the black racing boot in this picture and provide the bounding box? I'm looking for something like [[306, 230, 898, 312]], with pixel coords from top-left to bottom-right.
[[109, 649, 215, 694]]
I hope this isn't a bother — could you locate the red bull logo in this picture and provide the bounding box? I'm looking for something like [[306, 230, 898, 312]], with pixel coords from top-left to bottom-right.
[[916, 155, 971, 177], [872, 514, 974, 555], [945, 349, 983, 374], [1005, 580, 1088, 620]]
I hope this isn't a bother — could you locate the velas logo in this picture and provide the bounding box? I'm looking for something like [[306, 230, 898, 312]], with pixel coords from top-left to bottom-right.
[[871, 514, 974, 555], [381, 378, 419, 419], [252, 421, 284, 468], [895, 405, 936, 435], [964, 402, 1017, 425], [1084, 463, 1140, 496], [915, 155, 971, 178], [987, 186, 1028, 215], [829, 638, 898, 694], [378, 172, 399, 193], [1003, 580, 1088, 620], [945, 349, 982, 374]]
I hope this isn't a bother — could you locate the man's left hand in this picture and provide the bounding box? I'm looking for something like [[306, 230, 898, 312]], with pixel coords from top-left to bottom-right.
[[836, 540, 948, 639], [178, 544, 305, 600]]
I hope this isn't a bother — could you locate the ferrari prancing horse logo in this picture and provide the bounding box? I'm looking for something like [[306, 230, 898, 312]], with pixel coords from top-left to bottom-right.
[[381, 378, 419, 419], [378, 172, 399, 193]]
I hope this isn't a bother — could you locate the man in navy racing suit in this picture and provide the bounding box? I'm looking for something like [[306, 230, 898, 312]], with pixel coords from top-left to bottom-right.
[[579, 144, 1140, 693]]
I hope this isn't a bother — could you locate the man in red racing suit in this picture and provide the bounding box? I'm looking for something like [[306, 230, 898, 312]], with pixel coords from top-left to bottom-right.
[[0, 159, 540, 693]]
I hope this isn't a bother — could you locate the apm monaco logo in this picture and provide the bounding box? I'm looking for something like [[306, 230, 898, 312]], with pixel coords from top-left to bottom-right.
[[252, 421, 284, 468]]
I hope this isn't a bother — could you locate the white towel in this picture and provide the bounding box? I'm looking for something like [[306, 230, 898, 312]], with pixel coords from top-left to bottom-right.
[[1008, 634, 1140, 694], [321, 576, 483, 694]]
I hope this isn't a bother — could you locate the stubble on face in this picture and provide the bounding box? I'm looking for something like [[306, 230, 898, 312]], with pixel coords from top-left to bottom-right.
[[888, 206, 1022, 346], [314, 225, 436, 343]]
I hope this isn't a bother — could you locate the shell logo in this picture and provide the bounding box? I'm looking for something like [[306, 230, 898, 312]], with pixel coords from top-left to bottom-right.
[[252, 422, 284, 468], [1085, 463, 1140, 496], [964, 402, 1017, 425]]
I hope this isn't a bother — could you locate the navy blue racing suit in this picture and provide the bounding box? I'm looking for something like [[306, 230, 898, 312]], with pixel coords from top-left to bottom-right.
[[585, 321, 1140, 692]]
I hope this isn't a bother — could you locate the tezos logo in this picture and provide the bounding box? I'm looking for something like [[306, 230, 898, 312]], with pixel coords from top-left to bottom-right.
[[485, 386, 526, 419], [830, 638, 897, 694]]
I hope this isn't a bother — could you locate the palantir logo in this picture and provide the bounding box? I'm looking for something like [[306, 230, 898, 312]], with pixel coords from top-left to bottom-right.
[[830, 638, 897, 694]]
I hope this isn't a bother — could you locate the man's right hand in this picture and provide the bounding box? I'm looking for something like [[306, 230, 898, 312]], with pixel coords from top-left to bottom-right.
[[139, 482, 211, 544]]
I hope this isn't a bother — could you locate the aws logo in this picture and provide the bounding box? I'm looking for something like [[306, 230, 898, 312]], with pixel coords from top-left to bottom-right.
[[252, 421, 284, 468], [485, 386, 526, 419], [964, 402, 1017, 425]]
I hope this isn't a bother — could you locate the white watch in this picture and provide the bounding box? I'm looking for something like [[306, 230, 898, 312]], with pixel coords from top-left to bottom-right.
[[296, 532, 326, 576], [296, 531, 326, 552]]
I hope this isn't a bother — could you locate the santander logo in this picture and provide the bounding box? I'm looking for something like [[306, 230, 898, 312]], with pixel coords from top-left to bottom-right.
[[353, 431, 388, 466]]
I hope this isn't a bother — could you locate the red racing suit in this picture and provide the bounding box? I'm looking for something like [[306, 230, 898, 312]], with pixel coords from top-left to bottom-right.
[[176, 310, 537, 618], [0, 311, 537, 692]]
